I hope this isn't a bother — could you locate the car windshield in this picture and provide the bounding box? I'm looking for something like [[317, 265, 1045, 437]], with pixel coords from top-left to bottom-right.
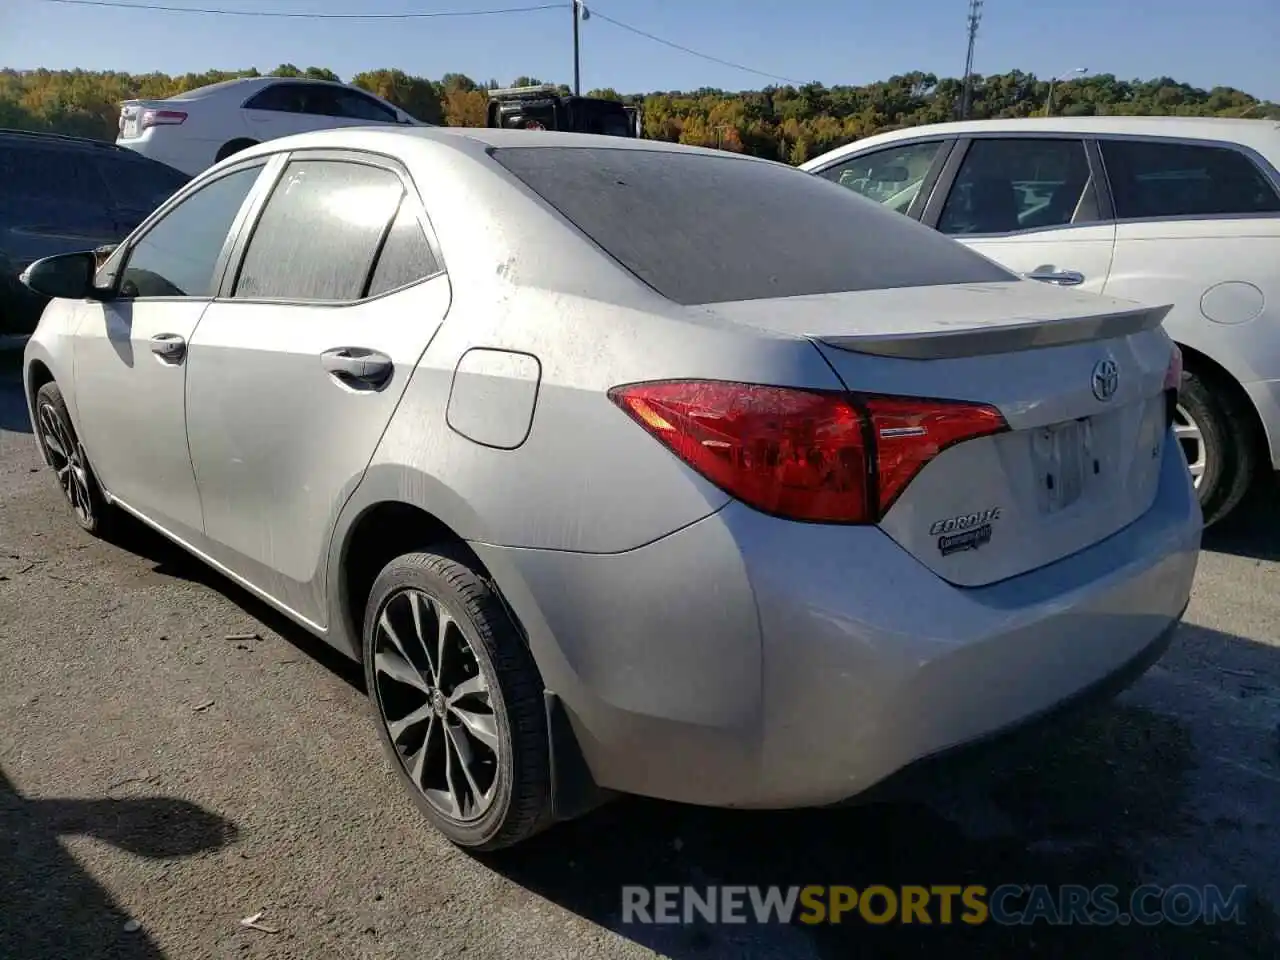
[[490, 146, 1014, 305]]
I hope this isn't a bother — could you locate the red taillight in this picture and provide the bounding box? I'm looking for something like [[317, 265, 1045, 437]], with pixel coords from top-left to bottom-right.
[[141, 109, 187, 130], [609, 380, 1007, 524]]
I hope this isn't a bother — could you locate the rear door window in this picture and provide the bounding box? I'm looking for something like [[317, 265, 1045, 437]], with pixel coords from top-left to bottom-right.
[[366, 198, 440, 297], [242, 83, 307, 113], [1100, 139, 1280, 219], [489, 146, 1012, 306], [232, 159, 405, 301], [937, 138, 1094, 236]]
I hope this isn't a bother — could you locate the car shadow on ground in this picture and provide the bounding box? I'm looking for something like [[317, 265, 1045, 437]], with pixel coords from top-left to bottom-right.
[[0, 764, 239, 959], [483, 657, 1279, 959], [108, 511, 366, 693], [1201, 479, 1280, 562]]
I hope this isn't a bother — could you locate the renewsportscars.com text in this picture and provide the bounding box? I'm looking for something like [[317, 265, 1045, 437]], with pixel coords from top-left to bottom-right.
[[621, 883, 1250, 927]]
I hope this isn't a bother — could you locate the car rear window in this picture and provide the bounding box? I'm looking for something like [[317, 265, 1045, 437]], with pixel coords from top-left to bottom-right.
[[489, 146, 1014, 305]]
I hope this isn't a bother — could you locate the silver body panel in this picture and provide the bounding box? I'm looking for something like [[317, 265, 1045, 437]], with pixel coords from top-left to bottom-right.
[[23, 126, 1202, 808]]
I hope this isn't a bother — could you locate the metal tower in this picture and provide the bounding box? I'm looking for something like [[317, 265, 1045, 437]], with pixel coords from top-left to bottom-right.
[[960, 0, 983, 119]]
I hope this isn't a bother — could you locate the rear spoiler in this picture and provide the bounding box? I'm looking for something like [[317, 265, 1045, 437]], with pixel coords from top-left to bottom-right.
[[817, 303, 1173, 361]]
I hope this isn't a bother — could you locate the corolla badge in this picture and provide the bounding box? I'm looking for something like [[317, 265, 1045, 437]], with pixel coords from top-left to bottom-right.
[[1092, 358, 1119, 402]]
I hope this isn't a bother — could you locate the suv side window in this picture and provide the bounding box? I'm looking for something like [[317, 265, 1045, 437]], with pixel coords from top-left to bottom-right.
[[0, 144, 109, 210], [233, 159, 404, 301], [817, 140, 945, 215], [1101, 139, 1280, 219], [116, 164, 262, 299], [938, 138, 1093, 236], [367, 198, 440, 297], [96, 151, 190, 221]]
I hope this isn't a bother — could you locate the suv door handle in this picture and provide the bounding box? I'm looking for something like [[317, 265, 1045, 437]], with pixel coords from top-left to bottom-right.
[[149, 333, 186, 363], [321, 347, 393, 389], [1026, 267, 1085, 286]]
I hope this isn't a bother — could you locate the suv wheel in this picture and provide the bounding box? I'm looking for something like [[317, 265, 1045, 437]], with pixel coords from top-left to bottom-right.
[[1176, 367, 1256, 527], [362, 549, 552, 851]]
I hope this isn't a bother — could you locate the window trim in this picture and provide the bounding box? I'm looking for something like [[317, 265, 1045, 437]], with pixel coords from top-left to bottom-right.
[[98, 156, 278, 302], [217, 146, 446, 307], [1094, 133, 1280, 226], [921, 133, 1106, 238], [810, 137, 957, 222]]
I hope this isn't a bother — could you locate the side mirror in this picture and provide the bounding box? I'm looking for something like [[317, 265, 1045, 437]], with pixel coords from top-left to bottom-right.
[[18, 251, 98, 301]]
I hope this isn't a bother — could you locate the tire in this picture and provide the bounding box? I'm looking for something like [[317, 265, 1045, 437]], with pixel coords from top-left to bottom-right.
[[214, 138, 258, 163], [32, 380, 113, 537], [362, 548, 552, 851], [1175, 367, 1256, 527]]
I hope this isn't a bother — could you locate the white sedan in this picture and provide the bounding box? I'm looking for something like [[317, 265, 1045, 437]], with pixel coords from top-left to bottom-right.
[[116, 76, 425, 176]]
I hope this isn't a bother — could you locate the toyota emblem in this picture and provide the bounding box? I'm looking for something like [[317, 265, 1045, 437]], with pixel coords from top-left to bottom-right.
[[1092, 358, 1119, 402]]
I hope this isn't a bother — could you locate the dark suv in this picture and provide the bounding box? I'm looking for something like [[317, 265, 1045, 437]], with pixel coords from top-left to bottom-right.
[[1, 129, 190, 334]]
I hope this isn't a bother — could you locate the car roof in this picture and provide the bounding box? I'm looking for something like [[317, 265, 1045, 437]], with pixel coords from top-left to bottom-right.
[[801, 116, 1280, 169], [167, 75, 363, 101], [223, 123, 780, 166], [0, 127, 150, 155]]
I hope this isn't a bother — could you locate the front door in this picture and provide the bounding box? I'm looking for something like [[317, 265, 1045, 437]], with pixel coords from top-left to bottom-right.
[[925, 136, 1117, 295], [184, 155, 448, 625], [72, 162, 268, 539]]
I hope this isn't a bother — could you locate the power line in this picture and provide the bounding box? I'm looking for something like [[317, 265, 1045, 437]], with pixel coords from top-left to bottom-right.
[[585, 8, 803, 86], [34, 0, 562, 19], [34, 0, 805, 87]]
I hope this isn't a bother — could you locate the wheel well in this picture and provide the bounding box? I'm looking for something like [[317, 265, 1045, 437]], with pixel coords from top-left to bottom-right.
[[340, 502, 491, 653], [26, 359, 53, 413], [215, 138, 257, 162], [1176, 342, 1269, 461]]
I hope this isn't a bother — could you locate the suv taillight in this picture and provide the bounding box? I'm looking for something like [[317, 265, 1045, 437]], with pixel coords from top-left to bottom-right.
[[141, 109, 187, 131], [1163, 343, 1183, 427], [609, 380, 1007, 524]]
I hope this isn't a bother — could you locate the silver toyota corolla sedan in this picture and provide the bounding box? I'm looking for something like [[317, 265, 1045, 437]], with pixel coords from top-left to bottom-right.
[[20, 127, 1201, 851]]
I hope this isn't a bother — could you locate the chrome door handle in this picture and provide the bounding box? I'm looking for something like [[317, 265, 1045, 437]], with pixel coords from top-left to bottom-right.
[[1026, 267, 1085, 286], [149, 332, 186, 363], [321, 346, 393, 389]]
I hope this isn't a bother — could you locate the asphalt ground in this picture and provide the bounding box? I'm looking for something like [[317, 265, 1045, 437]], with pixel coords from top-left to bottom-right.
[[3, 345, 1280, 958]]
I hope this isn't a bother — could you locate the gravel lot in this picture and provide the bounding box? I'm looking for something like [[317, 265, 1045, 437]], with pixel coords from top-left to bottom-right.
[[3, 346, 1280, 958]]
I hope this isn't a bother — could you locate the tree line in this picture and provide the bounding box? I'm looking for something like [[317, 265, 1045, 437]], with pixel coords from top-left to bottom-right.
[[2, 64, 1276, 164]]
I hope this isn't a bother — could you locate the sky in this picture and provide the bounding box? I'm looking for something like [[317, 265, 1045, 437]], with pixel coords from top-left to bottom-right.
[[3, 0, 1278, 101]]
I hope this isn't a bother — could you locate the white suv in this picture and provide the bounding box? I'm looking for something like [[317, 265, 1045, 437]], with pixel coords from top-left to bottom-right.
[[803, 117, 1280, 526], [116, 76, 425, 176]]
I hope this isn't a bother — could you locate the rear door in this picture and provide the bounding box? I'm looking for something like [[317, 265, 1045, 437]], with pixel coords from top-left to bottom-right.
[[241, 82, 325, 141], [184, 151, 450, 625], [922, 135, 1118, 295]]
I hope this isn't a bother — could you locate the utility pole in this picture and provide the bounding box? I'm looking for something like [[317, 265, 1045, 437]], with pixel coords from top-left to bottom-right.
[[572, 0, 582, 95], [959, 0, 982, 120]]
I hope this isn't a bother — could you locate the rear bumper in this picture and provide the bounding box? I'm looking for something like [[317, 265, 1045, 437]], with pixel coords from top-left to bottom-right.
[[116, 133, 220, 177], [472, 431, 1201, 809], [848, 607, 1182, 804]]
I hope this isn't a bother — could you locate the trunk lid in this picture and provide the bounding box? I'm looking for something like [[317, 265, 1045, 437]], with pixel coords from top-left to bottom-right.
[[705, 281, 1176, 587]]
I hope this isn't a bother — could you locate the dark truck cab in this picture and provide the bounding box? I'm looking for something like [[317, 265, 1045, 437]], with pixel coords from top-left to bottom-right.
[[486, 85, 640, 137]]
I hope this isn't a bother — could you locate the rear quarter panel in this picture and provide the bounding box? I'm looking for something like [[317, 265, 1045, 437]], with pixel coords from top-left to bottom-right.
[[1102, 217, 1280, 461], [358, 139, 846, 555]]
